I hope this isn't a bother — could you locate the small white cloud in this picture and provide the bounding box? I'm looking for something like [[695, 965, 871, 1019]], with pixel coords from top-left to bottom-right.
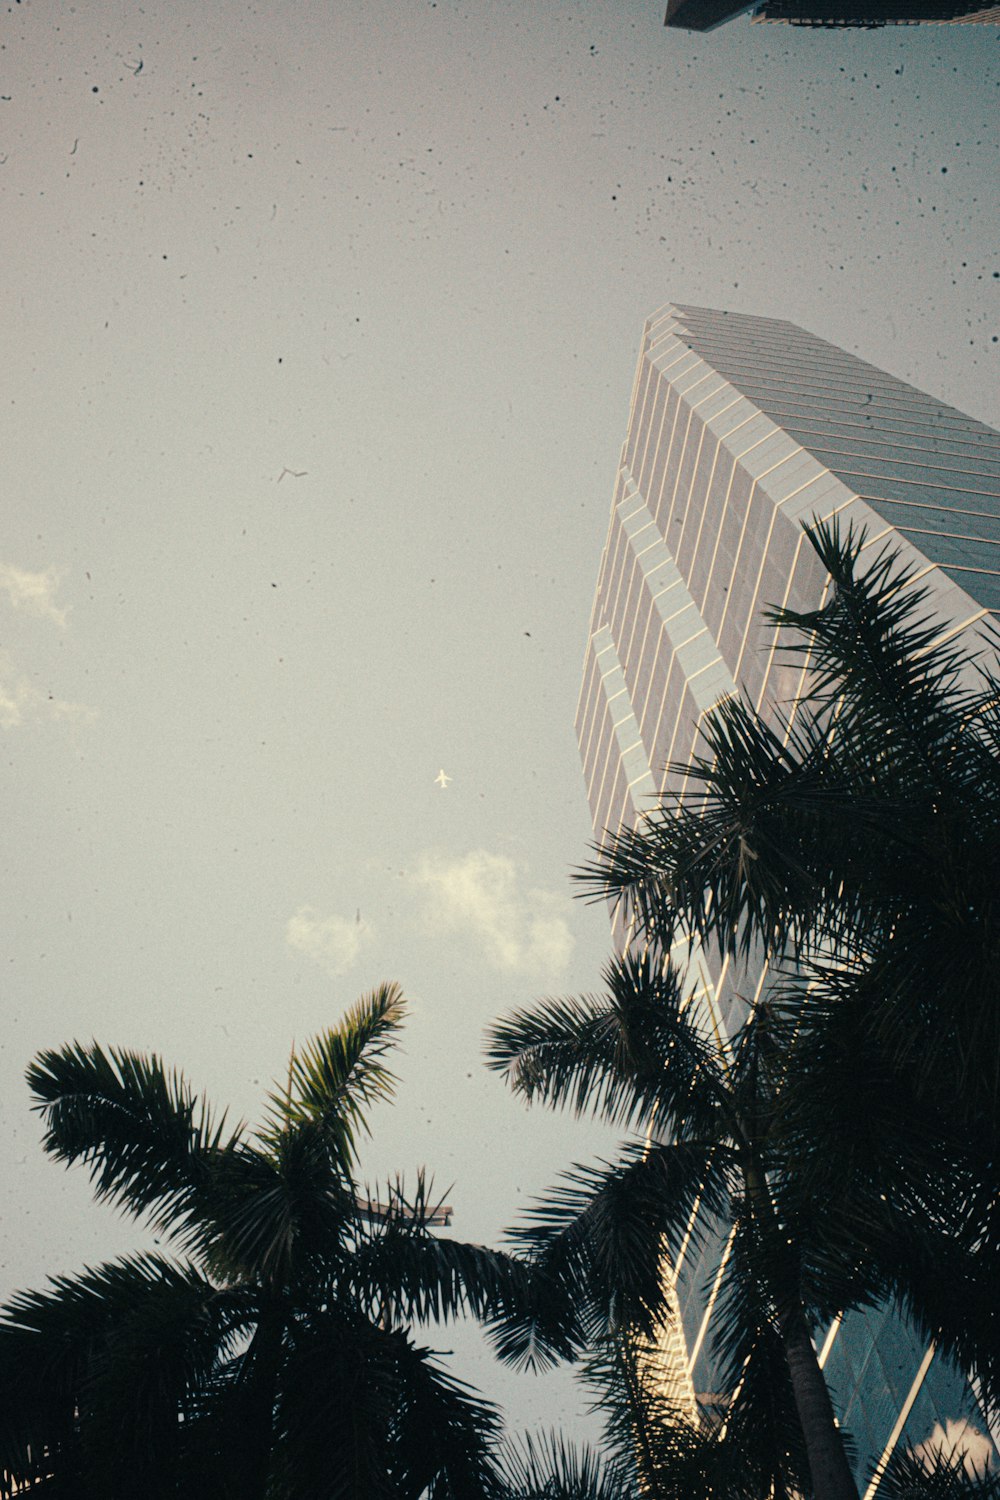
[[0, 685, 26, 729], [0, 652, 96, 731], [913, 1419, 994, 1476], [0, 564, 68, 628], [285, 906, 374, 976], [411, 850, 574, 978]]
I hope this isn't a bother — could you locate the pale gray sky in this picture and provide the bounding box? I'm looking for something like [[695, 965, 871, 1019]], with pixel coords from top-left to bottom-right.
[[1, 0, 997, 1443]]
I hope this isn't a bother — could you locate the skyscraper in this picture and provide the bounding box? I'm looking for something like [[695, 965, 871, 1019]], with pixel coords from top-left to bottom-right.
[[576, 303, 1000, 1488]]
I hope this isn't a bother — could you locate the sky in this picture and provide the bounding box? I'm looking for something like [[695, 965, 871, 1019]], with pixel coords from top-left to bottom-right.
[[1, 0, 997, 1447]]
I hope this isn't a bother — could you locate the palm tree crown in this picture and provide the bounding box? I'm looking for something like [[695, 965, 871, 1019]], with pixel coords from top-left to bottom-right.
[[1, 983, 536, 1500], [487, 949, 856, 1500], [488, 523, 999, 1497], [575, 522, 999, 1418]]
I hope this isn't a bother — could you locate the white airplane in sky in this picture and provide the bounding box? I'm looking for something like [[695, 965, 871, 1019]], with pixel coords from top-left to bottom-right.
[[435, 769, 452, 789]]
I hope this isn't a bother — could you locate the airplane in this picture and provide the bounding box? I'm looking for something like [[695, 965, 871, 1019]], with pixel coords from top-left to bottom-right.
[[435, 769, 452, 789]]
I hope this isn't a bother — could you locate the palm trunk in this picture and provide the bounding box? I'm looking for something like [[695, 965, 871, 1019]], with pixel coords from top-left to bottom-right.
[[774, 1291, 859, 1500], [233, 1308, 284, 1500], [744, 1161, 859, 1500]]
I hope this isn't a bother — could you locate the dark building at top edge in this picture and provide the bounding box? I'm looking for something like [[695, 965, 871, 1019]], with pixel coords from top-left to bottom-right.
[[665, 0, 999, 30]]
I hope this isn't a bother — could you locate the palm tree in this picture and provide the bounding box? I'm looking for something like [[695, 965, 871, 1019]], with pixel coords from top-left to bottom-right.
[[486, 949, 859, 1500], [0, 983, 543, 1499], [575, 520, 1000, 1417]]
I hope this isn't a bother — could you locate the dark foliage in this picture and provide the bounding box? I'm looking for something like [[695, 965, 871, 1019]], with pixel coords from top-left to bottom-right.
[[576, 522, 1000, 1417], [1, 984, 519, 1499]]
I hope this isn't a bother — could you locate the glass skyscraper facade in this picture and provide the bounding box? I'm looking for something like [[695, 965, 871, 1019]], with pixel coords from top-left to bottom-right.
[[576, 303, 1000, 1490]]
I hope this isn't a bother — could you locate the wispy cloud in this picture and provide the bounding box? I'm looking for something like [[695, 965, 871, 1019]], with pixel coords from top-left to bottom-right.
[[0, 564, 68, 628], [0, 652, 96, 730], [411, 850, 574, 978], [0, 566, 93, 730], [286, 905, 374, 976]]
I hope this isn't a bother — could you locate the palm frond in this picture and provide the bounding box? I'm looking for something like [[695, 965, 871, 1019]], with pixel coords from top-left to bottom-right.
[[874, 1442, 1000, 1499], [577, 522, 1000, 985], [388, 1338, 505, 1500], [497, 1429, 625, 1500], [26, 1042, 234, 1238], [579, 1324, 786, 1500], [271, 1307, 400, 1500], [574, 693, 861, 961], [764, 952, 998, 1372], [771, 520, 973, 781], [498, 1141, 732, 1361], [883, 1227, 1000, 1426], [485, 1274, 589, 1376], [195, 1126, 357, 1287], [0, 1255, 252, 1500], [264, 982, 406, 1173], [356, 1168, 456, 1237], [486, 950, 727, 1139]]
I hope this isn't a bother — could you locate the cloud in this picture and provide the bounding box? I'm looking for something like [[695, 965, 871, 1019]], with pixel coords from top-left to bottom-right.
[[0, 569, 92, 730], [0, 653, 96, 730], [912, 1419, 995, 1476], [411, 850, 574, 978], [286, 906, 374, 976], [0, 564, 68, 628], [0, 673, 30, 730]]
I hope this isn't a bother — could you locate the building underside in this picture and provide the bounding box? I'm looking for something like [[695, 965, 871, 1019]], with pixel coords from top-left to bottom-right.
[[664, 0, 1000, 29]]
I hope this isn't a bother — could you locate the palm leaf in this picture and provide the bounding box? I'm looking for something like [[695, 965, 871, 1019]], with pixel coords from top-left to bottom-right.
[[495, 1140, 732, 1364], [388, 1338, 505, 1500], [486, 950, 727, 1140], [874, 1444, 1000, 1499], [578, 1325, 781, 1500], [575, 694, 891, 964], [27, 1043, 235, 1239], [575, 522, 1000, 982], [0, 1255, 252, 1500], [771, 520, 972, 779], [497, 1429, 625, 1500], [271, 1306, 401, 1500], [264, 982, 407, 1174], [195, 1125, 357, 1287]]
